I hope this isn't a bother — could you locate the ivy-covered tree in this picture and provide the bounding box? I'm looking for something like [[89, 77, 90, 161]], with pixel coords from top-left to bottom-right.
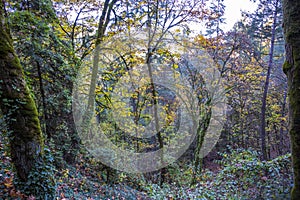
[[282, 0, 300, 199], [0, 1, 56, 197], [7, 0, 81, 165], [0, 1, 44, 183]]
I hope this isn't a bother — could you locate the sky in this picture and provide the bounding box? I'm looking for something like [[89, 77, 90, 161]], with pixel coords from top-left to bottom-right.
[[223, 0, 258, 31], [68, 0, 258, 35]]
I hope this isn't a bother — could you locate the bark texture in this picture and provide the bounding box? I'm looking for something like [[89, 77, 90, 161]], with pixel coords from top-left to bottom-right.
[[282, 0, 300, 199], [0, 3, 43, 181]]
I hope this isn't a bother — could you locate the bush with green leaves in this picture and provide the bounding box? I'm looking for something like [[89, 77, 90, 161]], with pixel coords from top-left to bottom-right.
[[144, 147, 292, 199], [213, 147, 292, 199]]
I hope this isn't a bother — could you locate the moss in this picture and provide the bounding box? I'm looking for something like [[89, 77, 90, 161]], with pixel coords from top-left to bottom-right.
[[283, 1, 300, 199], [0, 29, 12, 49], [0, 5, 44, 181], [0, 22, 14, 58], [283, 61, 292, 74]]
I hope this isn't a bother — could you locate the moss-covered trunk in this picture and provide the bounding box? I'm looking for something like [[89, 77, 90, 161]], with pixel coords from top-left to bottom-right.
[[0, 3, 44, 181], [282, 0, 300, 199]]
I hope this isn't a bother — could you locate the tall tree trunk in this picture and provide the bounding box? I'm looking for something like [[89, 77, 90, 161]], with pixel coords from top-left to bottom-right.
[[260, 0, 279, 160], [283, 0, 300, 199], [81, 0, 116, 137], [0, 3, 44, 181]]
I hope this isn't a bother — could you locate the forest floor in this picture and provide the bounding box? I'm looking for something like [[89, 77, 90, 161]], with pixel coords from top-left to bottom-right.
[[0, 136, 293, 200]]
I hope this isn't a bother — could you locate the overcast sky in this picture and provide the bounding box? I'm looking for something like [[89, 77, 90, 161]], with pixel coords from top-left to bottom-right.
[[223, 0, 258, 31]]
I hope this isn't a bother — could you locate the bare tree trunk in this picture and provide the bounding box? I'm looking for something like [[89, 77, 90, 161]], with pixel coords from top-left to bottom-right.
[[0, 3, 44, 181], [283, 0, 300, 199], [81, 0, 117, 135], [260, 0, 279, 160]]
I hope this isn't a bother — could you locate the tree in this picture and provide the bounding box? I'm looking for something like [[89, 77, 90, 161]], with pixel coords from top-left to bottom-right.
[[0, 1, 43, 182], [6, 0, 81, 165], [259, 0, 281, 161], [73, 0, 208, 185], [80, 0, 118, 143], [242, 0, 284, 160], [282, 0, 300, 199]]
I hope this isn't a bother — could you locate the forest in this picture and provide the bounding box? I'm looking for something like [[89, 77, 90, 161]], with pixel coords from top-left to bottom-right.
[[0, 0, 300, 199]]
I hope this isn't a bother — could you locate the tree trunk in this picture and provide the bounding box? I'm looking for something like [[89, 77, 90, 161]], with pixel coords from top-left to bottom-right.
[[260, 0, 279, 161], [81, 0, 116, 137], [191, 103, 212, 186], [282, 0, 300, 199], [0, 3, 44, 181]]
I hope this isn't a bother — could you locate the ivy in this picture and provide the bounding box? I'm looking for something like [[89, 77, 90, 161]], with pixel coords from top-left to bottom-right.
[[14, 147, 56, 199]]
